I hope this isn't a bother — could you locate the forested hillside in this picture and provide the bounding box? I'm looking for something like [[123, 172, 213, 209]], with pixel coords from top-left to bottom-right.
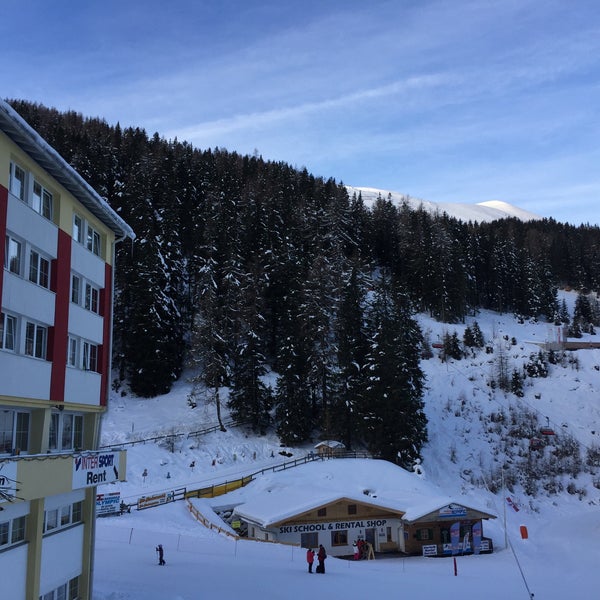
[[9, 100, 600, 462]]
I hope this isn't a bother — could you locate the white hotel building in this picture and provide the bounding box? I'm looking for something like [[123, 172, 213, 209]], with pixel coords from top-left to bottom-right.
[[0, 99, 134, 600]]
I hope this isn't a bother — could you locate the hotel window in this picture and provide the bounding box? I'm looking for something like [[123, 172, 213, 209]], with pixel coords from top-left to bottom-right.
[[9, 162, 26, 201], [49, 412, 83, 451], [0, 312, 17, 351], [73, 213, 83, 244], [0, 515, 26, 548], [0, 410, 30, 454], [32, 180, 53, 220], [84, 282, 99, 313], [25, 321, 47, 359], [43, 575, 81, 600], [5, 235, 22, 275], [67, 336, 78, 367], [82, 341, 98, 371], [44, 508, 58, 532], [86, 224, 101, 256], [29, 249, 51, 288], [71, 275, 81, 304]]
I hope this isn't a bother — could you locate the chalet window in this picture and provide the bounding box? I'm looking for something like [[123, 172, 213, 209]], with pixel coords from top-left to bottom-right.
[[416, 528, 434, 541], [347, 504, 357, 515], [300, 532, 318, 549], [331, 530, 348, 546], [317, 508, 327, 517]]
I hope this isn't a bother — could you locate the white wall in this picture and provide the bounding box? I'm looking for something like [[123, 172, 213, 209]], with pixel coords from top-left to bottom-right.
[[39, 524, 84, 596], [0, 352, 52, 399], [6, 192, 58, 258], [0, 543, 28, 599], [2, 272, 56, 325], [71, 241, 106, 286], [64, 368, 101, 405], [68, 302, 104, 344]]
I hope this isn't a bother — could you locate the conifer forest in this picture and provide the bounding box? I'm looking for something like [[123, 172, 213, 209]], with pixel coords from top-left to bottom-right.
[[9, 100, 600, 464]]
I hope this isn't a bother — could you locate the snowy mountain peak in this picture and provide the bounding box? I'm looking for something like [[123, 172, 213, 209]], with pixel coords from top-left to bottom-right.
[[347, 186, 541, 223]]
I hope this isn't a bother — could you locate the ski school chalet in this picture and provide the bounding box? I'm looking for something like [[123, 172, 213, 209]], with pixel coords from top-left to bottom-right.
[[213, 459, 496, 558]]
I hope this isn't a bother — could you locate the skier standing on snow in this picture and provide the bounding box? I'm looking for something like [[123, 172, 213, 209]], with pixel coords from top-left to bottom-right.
[[156, 543, 165, 565], [306, 548, 315, 573], [317, 544, 327, 573]]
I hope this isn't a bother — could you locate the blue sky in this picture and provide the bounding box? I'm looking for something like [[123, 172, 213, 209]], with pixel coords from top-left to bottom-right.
[[2, 0, 599, 225]]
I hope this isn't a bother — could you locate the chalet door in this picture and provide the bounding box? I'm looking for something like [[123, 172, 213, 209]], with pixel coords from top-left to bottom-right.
[[398, 525, 405, 552], [365, 527, 376, 549]]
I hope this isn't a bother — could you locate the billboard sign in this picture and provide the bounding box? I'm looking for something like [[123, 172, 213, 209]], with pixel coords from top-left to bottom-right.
[[73, 452, 120, 488], [97, 491, 121, 516], [0, 461, 18, 498]]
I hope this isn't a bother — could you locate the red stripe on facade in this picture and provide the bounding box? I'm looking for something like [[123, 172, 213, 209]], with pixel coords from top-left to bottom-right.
[[49, 230, 71, 403], [0, 185, 8, 305], [99, 263, 113, 407]]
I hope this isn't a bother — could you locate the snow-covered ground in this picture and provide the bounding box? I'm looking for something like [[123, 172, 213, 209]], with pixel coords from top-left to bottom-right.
[[94, 291, 600, 599]]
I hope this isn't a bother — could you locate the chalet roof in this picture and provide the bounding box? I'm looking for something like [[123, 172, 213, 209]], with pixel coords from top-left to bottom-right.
[[314, 440, 346, 449], [0, 99, 134, 240], [223, 459, 496, 529]]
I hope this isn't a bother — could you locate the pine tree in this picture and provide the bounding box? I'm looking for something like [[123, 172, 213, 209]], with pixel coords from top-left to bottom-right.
[[330, 264, 370, 448], [361, 274, 427, 465]]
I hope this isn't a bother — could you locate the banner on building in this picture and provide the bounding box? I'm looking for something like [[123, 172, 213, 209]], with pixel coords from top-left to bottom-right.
[[472, 521, 482, 555], [450, 521, 460, 555], [439, 503, 467, 518], [97, 491, 121, 516], [0, 461, 18, 498], [73, 452, 120, 488], [137, 490, 175, 510]]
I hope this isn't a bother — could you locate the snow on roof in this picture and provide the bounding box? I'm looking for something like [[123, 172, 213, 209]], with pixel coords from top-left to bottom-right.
[[221, 459, 494, 528], [0, 99, 134, 240], [314, 440, 346, 449]]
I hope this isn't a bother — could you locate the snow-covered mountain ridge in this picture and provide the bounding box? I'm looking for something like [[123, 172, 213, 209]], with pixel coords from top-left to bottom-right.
[[347, 186, 542, 223]]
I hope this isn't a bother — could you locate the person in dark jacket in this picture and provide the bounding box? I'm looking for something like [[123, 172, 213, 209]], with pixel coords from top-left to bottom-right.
[[306, 548, 315, 573], [317, 544, 327, 573], [156, 544, 165, 565]]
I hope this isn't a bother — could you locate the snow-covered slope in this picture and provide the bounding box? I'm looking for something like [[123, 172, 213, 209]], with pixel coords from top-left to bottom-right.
[[94, 290, 599, 599], [347, 186, 542, 223]]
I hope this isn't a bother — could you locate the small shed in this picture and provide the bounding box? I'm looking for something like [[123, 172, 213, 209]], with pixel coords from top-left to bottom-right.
[[314, 440, 346, 457]]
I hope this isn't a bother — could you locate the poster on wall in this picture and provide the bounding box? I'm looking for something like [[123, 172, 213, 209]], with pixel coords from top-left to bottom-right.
[[450, 521, 460, 555], [96, 491, 121, 516], [472, 521, 482, 554], [73, 452, 119, 488]]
